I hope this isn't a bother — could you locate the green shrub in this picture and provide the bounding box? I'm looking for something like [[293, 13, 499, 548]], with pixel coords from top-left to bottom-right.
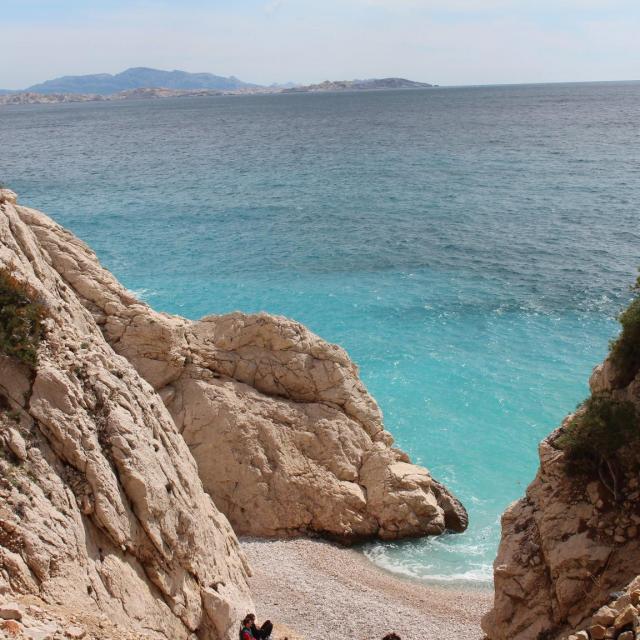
[[0, 269, 47, 367], [555, 272, 640, 496], [557, 394, 637, 460], [556, 393, 637, 498], [609, 271, 640, 387], [610, 298, 640, 387]]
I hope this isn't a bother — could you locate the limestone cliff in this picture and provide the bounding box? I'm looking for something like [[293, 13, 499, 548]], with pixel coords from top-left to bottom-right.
[[0, 189, 253, 639], [484, 297, 640, 640]]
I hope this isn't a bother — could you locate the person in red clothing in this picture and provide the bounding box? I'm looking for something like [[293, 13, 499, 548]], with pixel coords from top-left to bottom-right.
[[240, 616, 254, 640]]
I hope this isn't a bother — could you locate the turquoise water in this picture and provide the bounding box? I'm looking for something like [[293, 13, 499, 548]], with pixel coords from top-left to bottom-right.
[[1, 83, 639, 584]]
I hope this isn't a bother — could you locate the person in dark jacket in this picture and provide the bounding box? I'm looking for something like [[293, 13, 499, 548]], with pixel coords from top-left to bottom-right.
[[246, 613, 273, 639]]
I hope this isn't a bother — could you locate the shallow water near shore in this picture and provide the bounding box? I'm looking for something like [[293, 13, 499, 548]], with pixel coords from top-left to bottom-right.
[[1, 82, 639, 585]]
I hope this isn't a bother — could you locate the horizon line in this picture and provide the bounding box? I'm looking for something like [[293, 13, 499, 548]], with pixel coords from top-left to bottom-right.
[[2, 70, 640, 94]]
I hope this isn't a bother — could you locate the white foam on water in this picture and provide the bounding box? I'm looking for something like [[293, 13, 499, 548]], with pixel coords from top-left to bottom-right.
[[126, 287, 158, 301], [363, 544, 494, 586]]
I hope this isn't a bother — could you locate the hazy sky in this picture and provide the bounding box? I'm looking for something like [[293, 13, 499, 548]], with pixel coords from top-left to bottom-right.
[[2, 0, 639, 88]]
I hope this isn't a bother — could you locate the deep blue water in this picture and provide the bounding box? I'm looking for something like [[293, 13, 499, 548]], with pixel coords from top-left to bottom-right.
[[1, 83, 639, 584]]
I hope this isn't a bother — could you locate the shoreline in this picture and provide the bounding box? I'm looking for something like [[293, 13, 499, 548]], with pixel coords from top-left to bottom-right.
[[242, 537, 492, 640], [356, 543, 494, 595]]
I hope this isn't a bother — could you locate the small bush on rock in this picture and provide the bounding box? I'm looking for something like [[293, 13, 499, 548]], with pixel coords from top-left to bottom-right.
[[610, 301, 640, 388], [0, 269, 47, 367], [609, 271, 640, 387], [557, 393, 637, 499]]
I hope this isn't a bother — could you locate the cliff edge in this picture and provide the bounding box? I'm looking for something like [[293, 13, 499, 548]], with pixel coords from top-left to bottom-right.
[[0, 189, 253, 639], [484, 281, 640, 640]]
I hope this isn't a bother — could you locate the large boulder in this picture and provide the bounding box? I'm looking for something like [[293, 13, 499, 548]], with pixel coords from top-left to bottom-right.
[[16, 192, 467, 542]]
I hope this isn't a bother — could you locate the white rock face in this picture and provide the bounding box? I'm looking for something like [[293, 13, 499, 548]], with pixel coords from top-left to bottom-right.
[[483, 358, 640, 640], [0, 190, 252, 639], [0, 187, 468, 635], [15, 194, 466, 542]]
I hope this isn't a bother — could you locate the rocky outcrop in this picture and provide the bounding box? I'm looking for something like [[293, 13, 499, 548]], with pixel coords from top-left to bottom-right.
[[483, 354, 640, 639], [0, 189, 252, 639], [572, 581, 640, 640], [7, 190, 466, 543], [0, 594, 154, 639]]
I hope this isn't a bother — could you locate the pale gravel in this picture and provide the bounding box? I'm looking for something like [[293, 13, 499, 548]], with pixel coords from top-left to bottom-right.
[[242, 538, 492, 640]]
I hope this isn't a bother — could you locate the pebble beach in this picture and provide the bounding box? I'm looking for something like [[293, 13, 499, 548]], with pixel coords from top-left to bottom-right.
[[242, 538, 492, 640]]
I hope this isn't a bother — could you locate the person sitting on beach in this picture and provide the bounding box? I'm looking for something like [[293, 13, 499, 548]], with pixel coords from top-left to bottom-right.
[[240, 616, 254, 640], [246, 613, 273, 639]]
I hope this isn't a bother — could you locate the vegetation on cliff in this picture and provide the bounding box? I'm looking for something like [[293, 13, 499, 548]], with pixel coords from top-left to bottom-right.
[[610, 271, 640, 387], [556, 274, 640, 498], [556, 393, 637, 498], [0, 268, 46, 367]]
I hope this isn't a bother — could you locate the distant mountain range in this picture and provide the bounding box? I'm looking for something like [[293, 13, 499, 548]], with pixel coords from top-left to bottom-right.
[[0, 68, 437, 105], [19, 67, 259, 95]]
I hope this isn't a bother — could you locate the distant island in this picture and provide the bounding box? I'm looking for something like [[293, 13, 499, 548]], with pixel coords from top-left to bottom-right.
[[0, 67, 436, 106], [20, 67, 259, 95], [283, 78, 435, 92]]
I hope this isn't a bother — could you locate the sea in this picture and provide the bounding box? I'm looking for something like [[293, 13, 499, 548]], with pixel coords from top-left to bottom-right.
[[1, 82, 639, 587]]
